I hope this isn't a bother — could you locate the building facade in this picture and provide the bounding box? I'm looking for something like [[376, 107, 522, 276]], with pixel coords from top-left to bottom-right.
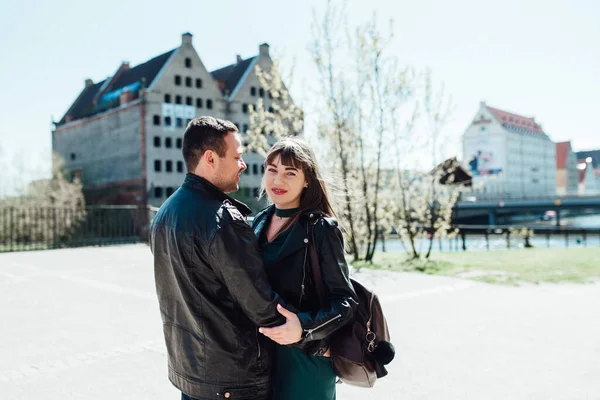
[[578, 157, 600, 195], [555, 141, 579, 195], [576, 150, 600, 177], [462, 102, 556, 199], [52, 33, 289, 208]]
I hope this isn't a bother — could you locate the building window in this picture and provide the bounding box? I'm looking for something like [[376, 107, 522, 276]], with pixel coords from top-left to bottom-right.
[[176, 138, 182, 149], [196, 98, 203, 108], [186, 119, 191, 125], [164, 116, 172, 126], [176, 118, 183, 127], [177, 161, 184, 172], [185, 58, 192, 68], [154, 160, 162, 172], [153, 115, 160, 125], [481, 126, 486, 132], [165, 137, 172, 148], [207, 99, 213, 109], [253, 188, 260, 198], [259, 88, 265, 97], [185, 77, 192, 87], [71, 169, 82, 184], [175, 95, 182, 104], [251, 87, 257, 96], [164, 94, 171, 103], [242, 124, 248, 132], [154, 136, 161, 147], [261, 165, 265, 174], [234, 122, 240, 130], [242, 103, 249, 113], [268, 106, 274, 113], [166, 160, 173, 172], [196, 78, 202, 88], [166, 187, 175, 197], [186, 96, 193, 106], [253, 164, 258, 175], [269, 92, 273, 99], [154, 187, 163, 198], [244, 167, 250, 175], [175, 75, 181, 85], [70, 153, 76, 161]]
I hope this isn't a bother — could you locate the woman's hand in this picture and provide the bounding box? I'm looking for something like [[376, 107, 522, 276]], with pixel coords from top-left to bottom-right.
[[259, 304, 302, 345]]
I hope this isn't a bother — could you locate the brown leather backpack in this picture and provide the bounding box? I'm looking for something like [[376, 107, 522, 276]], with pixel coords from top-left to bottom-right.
[[310, 224, 394, 388]]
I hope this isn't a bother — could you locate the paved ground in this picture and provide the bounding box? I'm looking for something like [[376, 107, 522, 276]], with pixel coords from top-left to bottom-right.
[[0, 244, 599, 400]]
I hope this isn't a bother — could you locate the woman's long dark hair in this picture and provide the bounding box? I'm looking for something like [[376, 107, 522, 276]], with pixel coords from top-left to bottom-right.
[[260, 137, 338, 233]]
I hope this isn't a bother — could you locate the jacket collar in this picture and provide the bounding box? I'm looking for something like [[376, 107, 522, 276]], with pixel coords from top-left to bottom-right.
[[253, 205, 326, 262], [181, 173, 252, 216]]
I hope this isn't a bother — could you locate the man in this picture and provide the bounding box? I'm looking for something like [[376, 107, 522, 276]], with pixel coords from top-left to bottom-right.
[[150, 117, 301, 400]]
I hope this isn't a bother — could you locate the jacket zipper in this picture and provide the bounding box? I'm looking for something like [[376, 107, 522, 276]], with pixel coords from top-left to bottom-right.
[[299, 246, 308, 307], [304, 314, 342, 339], [256, 328, 261, 359]]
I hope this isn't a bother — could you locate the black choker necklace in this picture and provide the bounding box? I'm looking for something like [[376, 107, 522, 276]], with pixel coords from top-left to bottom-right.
[[274, 207, 300, 219]]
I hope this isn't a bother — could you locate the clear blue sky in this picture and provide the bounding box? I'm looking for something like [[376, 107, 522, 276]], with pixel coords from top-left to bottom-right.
[[0, 0, 598, 190]]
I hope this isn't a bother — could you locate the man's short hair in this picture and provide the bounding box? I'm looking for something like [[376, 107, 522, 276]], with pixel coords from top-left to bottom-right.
[[182, 116, 238, 172]]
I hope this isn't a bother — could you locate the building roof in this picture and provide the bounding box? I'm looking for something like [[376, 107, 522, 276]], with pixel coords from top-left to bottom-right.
[[58, 49, 176, 125], [576, 149, 600, 169], [112, 49, 175, 89], [432, 157, 472, 186], [210, 56, 256, 96], [556, 141, 572, 169], [483, 103, 550, 139]]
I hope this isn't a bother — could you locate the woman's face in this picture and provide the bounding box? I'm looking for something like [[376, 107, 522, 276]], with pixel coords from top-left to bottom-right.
[[264, 155, 307, 209]]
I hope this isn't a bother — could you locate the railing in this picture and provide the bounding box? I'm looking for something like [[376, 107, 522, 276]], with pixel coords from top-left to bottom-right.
[[0, 205, 156, 253]]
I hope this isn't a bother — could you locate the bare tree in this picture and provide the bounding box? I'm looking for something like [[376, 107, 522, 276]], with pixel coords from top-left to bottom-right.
[[422, 70, 458, 258], [246, 60, 304, 156], [310, 1, 361, 259], [388, 70, 464, 260], [309, 2, 418, 262], [0, 153, 86, 246]]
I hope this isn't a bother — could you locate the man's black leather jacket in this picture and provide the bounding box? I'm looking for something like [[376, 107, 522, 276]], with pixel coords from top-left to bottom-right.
[[150, 173, 286, 400]]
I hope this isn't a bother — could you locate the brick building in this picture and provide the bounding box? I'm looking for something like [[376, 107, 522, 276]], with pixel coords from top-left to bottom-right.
[[53, 32, 288, 208]]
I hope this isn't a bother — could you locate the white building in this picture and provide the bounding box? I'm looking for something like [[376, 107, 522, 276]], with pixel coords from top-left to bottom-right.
[[462, 102, 556, 199], [578, 158, 600, 195]]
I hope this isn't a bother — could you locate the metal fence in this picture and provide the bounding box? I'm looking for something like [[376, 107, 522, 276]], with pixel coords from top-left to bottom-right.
[[0, 206, 156, 253]]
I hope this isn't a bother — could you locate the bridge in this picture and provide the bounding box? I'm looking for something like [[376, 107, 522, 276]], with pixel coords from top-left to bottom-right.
[[454, 195, 600, 226]]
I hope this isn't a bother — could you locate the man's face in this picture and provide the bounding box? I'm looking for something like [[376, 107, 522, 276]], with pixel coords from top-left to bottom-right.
[[213, 131, 247, 193]]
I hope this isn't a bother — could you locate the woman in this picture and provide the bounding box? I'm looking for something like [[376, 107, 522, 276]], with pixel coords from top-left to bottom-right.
[[252, 137, 358, 400]]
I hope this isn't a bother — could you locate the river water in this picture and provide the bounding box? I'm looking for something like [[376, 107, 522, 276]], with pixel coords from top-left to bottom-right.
[[375, 215, 600, 253]]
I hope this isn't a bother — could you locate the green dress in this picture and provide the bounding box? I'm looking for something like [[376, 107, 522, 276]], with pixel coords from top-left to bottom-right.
[[259, 226, 337, 400]]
